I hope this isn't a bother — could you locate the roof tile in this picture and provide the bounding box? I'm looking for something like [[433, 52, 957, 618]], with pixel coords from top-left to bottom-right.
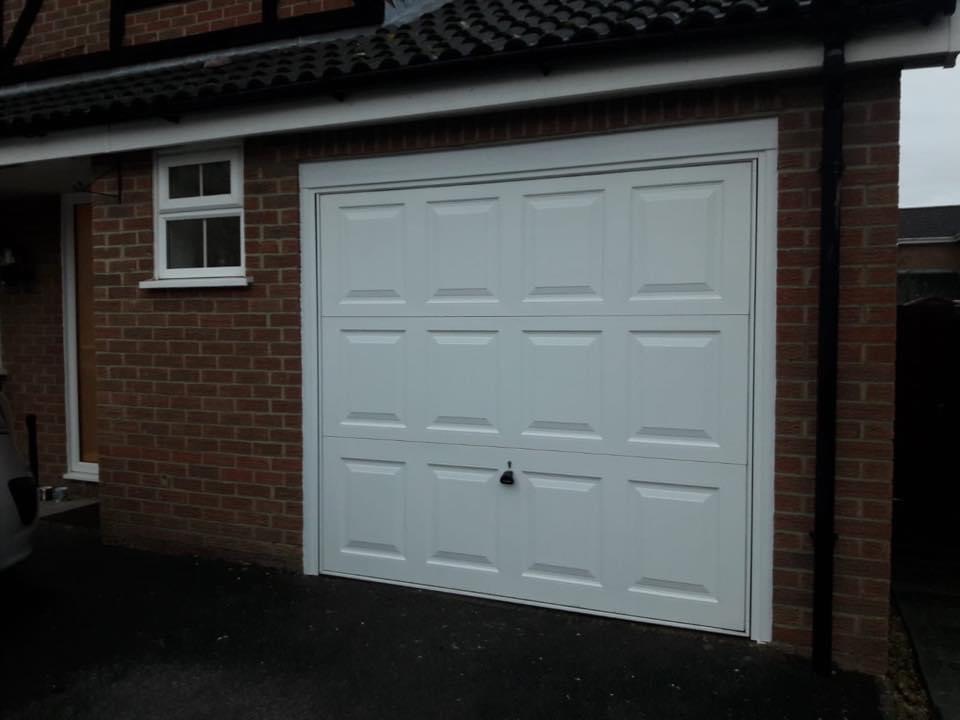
[[0, 0, 944, 135]]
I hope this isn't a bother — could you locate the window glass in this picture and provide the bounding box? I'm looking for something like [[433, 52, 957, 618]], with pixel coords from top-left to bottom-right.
[[206, 216, 242, 267], [202, 161, 231, 196], [167, 219, 205, 268], [169, 164, 201, 199]]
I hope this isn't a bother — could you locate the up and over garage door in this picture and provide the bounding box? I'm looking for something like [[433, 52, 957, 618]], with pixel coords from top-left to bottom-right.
[[302, 123, 775, 636]]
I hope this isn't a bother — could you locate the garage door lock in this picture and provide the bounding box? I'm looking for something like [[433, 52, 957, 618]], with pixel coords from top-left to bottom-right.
[[500, 462, 515, 486]]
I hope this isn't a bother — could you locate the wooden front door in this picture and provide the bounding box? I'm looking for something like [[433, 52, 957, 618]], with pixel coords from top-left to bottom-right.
[[74, 204, 97, 464]]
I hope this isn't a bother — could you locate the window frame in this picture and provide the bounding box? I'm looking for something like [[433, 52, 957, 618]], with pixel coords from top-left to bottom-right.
[[152, 145, 246, 283]]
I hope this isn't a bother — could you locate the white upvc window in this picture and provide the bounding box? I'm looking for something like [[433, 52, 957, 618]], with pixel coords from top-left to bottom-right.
[[144, 146, 247, 288]]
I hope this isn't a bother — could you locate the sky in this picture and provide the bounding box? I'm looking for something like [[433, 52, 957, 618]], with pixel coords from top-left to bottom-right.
[[900, 64, 960, 208]]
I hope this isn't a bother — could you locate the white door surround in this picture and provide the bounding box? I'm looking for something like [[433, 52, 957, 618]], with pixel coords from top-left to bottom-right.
[[301, 119, 778, 641], [61, 194, 99, 483]]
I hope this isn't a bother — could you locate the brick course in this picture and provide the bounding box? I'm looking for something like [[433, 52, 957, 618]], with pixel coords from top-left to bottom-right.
[[4, 0, 109, 65], [34, 68, 898, 676], [279, 0, 353, 19]]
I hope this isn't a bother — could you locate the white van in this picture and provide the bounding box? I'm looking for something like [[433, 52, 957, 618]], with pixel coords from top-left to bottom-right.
[[0, 398, 37, 571]]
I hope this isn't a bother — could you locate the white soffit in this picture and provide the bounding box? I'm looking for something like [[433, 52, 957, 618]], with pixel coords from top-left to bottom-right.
[[0, 15, 957, 168]]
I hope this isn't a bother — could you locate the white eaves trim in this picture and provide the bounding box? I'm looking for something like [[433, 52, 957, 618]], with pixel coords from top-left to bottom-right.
[[0, 16, 957, 168]]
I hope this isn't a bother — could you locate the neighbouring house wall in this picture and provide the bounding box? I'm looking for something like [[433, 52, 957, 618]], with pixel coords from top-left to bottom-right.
[[0, 197, 69, 489], [2, 0, 355, 66], [87, 68, 900, 675], [898, 242, 960, 273]]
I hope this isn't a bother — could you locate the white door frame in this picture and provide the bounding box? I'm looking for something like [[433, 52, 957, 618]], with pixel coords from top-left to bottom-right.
[[300, 119, 778, 643], [61, 193, 99, 482]]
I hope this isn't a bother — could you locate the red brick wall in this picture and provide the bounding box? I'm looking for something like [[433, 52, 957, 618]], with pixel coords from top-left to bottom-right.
[[90, 154, 304, 567], [0, 197, 69, 488], [899, 242, 960, 272], [126, 1, 261, 46], [4, 0, 110, 65], [86, 69, 900, 675], [279, 0, 354, 19], [2, 0, 355, 65]]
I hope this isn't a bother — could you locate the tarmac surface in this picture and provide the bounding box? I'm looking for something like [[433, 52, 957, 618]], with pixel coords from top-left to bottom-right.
[[1, 511, 887, 720], [895, 540, 960, 720]]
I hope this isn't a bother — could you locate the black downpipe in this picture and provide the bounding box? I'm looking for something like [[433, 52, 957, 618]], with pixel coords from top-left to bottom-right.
[[812, 36, 846, 676]]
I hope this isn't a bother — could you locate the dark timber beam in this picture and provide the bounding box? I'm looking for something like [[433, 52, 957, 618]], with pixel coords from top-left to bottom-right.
[[1, 0, 44, 68]]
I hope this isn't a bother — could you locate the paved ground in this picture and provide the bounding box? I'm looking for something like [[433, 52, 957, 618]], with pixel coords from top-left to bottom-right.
[[0, 513, 888, 720], [894, 542, 960, 720]]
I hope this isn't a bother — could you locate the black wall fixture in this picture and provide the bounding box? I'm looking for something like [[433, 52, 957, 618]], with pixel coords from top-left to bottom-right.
[[0, 0, 385, 83]]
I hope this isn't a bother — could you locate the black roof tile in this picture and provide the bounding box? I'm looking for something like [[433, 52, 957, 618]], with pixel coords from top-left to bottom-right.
[[0, 0, 950, 136]]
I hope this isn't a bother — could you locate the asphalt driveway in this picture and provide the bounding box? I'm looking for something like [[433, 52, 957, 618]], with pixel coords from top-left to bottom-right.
[[1, 514, 887, 720]]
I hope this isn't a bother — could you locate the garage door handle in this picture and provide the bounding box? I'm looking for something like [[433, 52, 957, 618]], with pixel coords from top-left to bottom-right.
[[500, 469, 515, 486]]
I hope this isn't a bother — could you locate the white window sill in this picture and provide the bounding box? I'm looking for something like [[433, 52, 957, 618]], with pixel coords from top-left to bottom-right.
[[139, 276, 252, 290], [63, 470, 99, 483]]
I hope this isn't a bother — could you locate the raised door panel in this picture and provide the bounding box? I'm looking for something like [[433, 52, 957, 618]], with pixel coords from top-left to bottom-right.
[[626, 163, 753, 316], [519, 330, 606, 443], [425, 463, 501, 573], [424, 330, 502, 437], [624, 316, 749, 464], [322, 325, 410, 440], [425, 197, 502, 306], [619, 460, 748, 631], [521, 186, 607, 305], [321, 198, 408, 308], [520, 470, 605, 588], [322, 446, 412, 579]]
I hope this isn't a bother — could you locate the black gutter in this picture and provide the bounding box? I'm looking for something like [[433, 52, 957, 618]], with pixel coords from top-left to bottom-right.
[[812, 27, 846, 675]]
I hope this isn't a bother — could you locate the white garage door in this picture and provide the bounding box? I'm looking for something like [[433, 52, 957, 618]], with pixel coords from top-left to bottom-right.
[[313, 145, 756, 633]]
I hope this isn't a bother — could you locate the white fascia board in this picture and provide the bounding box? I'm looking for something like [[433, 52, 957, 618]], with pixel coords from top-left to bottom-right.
[[0, 18, 956, 169]]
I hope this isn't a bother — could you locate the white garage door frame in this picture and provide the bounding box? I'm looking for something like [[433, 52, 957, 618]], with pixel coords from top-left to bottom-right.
[[300, 118, 778, 643]]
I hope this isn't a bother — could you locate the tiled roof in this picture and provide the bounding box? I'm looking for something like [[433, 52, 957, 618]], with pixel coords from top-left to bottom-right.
[[900, 205, 960, 240], [0, 0, 950, 136]]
